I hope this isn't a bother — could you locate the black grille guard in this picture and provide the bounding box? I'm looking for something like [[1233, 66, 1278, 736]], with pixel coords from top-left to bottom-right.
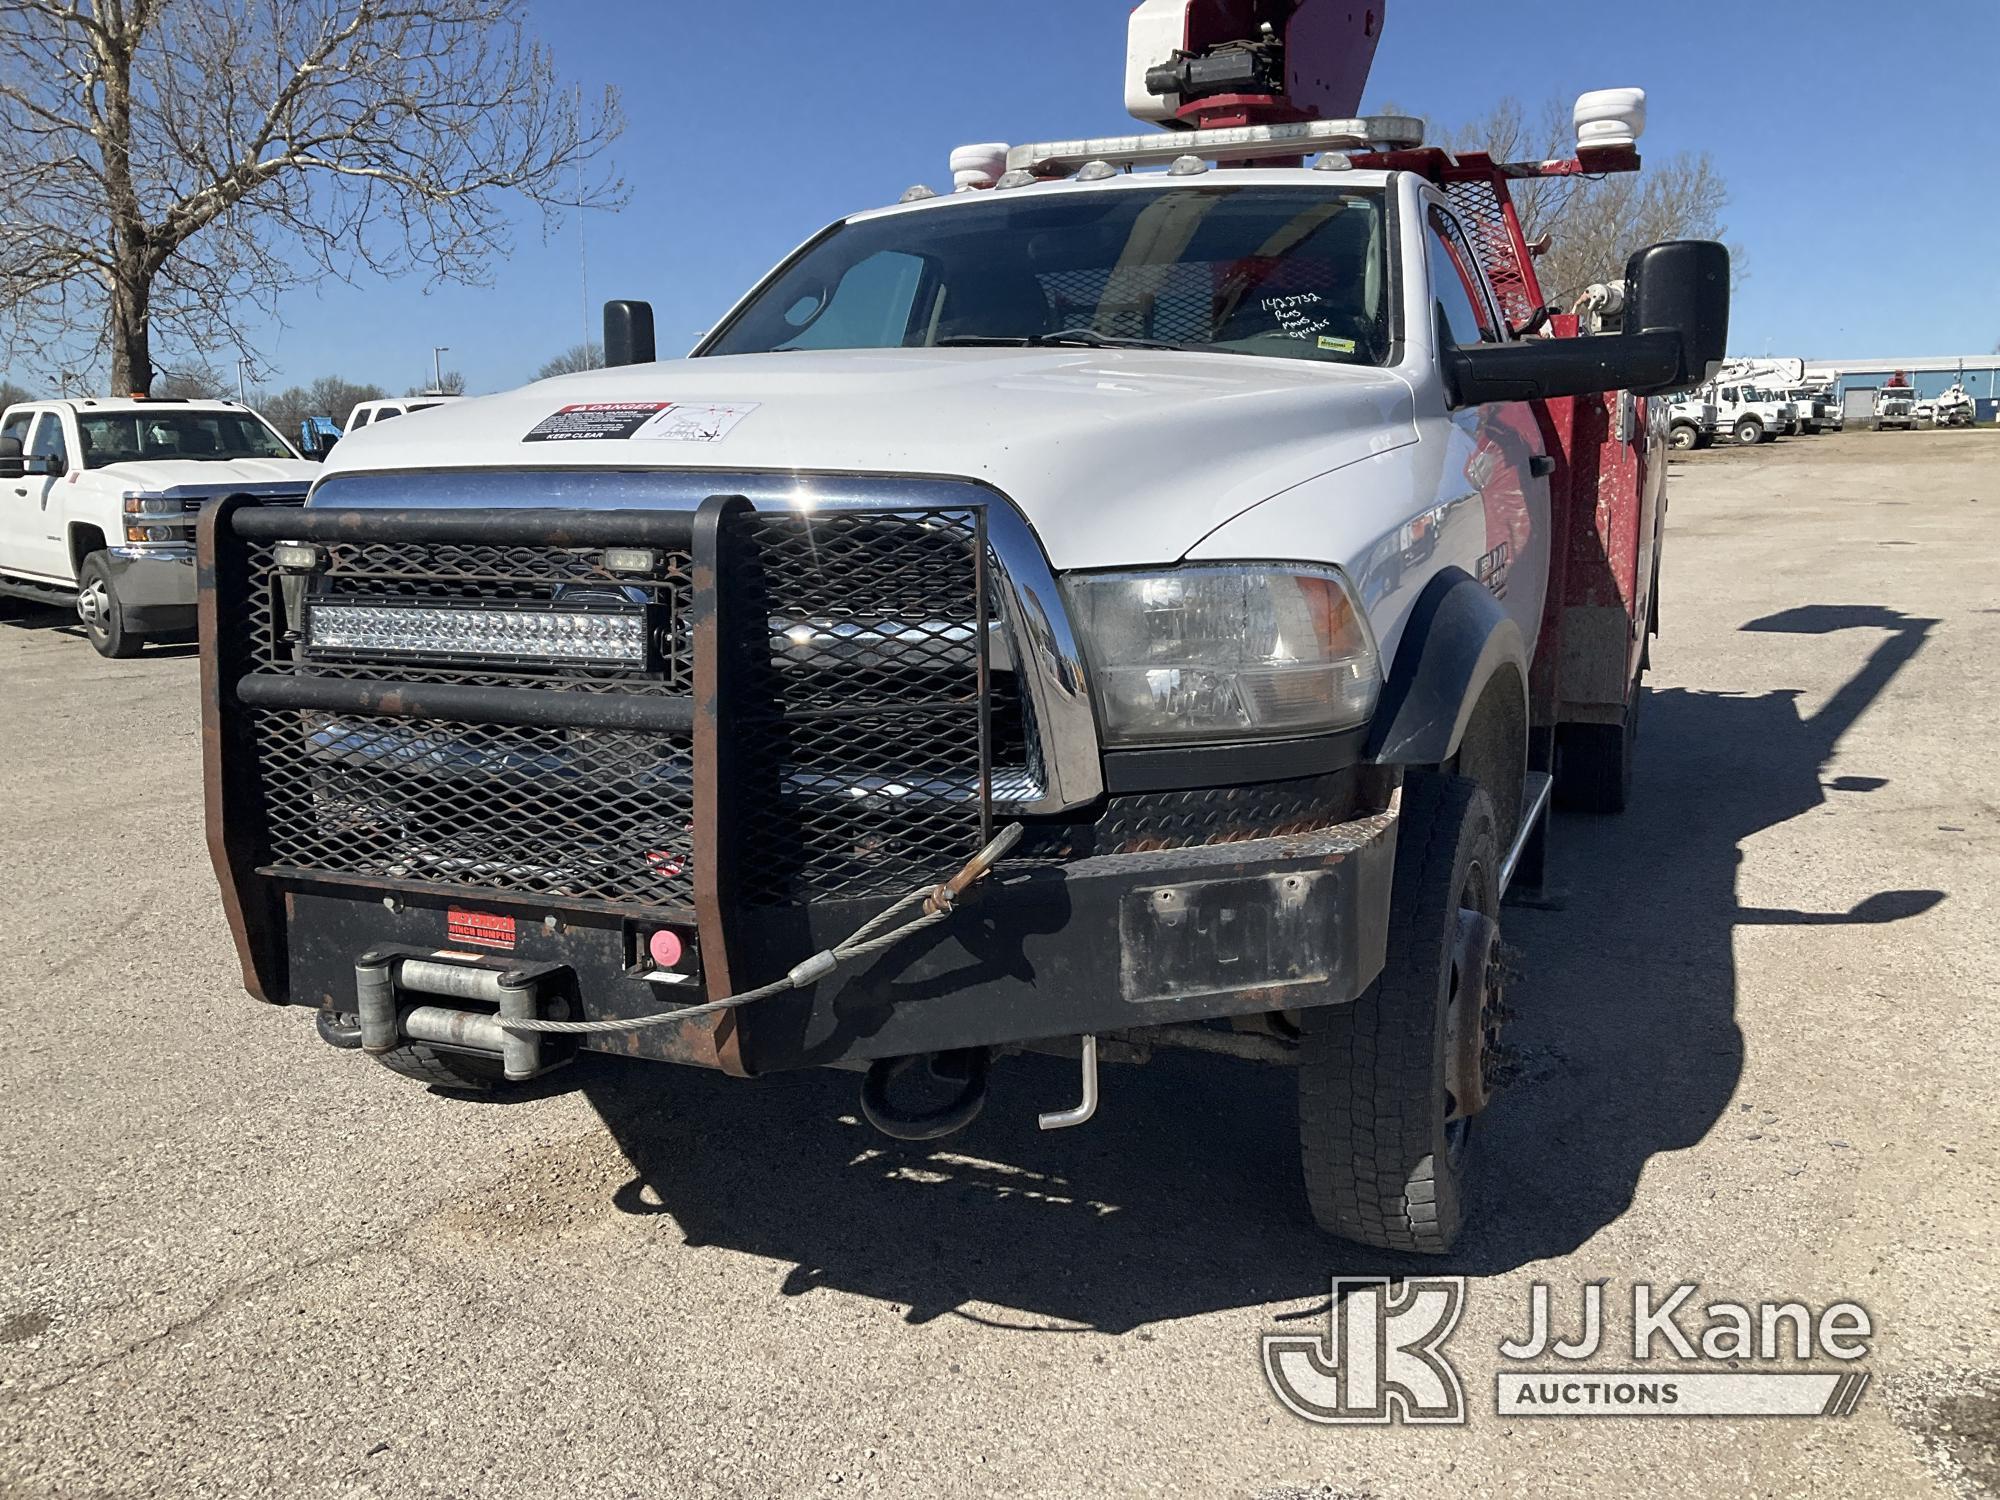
[[198, 494, 1011, 1072]]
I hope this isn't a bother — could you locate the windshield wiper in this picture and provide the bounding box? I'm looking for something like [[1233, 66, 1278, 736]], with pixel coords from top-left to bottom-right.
[[934, 328, 1190, 351], [1033, 328, 1186, 350]]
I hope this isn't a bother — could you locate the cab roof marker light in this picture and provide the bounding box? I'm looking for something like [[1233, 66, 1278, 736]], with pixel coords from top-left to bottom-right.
[[1006, 115, 1424, 178]]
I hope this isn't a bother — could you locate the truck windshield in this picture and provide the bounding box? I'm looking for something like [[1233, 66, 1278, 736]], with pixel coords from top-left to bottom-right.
[[703, 185, 1390, 366], [77, 409, 292, 467]]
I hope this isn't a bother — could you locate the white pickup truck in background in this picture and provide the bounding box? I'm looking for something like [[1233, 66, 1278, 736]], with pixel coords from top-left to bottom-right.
[[0, 398, 314, 656]]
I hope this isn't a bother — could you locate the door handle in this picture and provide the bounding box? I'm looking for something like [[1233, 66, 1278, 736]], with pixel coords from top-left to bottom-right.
[[1529, 454, 1557, 479]]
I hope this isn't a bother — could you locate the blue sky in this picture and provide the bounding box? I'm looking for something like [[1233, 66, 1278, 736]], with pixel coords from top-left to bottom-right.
[[235, 0, 2000, 394]]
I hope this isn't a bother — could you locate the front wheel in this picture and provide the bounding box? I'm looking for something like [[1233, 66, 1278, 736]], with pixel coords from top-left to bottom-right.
[[1733, 417, 1763, 446], [75, 552, 144, 658], [1297, 774, 1502, 1254], [1668, 422, 1700, 451]]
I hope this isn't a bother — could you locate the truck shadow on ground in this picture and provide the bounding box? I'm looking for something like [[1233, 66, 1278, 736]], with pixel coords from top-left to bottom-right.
[[0, 604, 196, 657], [580, 604, 1942, 1332]]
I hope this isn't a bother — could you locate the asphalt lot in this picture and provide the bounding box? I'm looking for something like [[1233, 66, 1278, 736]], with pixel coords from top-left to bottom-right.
[[2, 429, 1996, 1499]]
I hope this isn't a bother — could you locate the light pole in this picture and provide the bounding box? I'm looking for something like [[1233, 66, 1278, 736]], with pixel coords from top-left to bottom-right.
[[235, 357, 249, 403], [431, 345, 449, 394]]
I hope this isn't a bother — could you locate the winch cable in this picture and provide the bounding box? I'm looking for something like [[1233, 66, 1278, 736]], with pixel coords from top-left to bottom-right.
[[489, 823, 1024, 1036]]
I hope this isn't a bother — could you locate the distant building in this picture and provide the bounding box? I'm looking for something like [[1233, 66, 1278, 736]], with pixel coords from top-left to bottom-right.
[[1799, 356, 2000, 404]]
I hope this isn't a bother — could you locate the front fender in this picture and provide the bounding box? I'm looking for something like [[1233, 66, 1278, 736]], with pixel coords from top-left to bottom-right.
[[1364, 567, 1527, 766]]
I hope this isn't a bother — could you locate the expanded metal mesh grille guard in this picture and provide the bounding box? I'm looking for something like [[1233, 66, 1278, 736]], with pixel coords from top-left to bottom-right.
[[202, 497, 997, 975]]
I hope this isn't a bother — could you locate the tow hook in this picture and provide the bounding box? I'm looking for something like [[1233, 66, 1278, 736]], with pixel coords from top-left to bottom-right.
[[859, 1048, 992, 1141]]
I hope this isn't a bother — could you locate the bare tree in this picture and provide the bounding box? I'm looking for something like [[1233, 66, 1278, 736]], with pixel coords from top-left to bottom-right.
[[1434, 96, 1736, 310], [406, 370, 465, 397], [151, 361, 225, 398], [0, 378, 29, 409], [536, 341, 602, 379], [0, 1, 623, 393]]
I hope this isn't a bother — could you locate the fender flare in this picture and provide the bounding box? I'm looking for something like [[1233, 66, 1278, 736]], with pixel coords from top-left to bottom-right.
[[1364, 568, 1529, 766]]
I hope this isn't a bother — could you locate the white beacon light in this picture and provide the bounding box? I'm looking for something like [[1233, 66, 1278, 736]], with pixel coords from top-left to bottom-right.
[[948, 142, 1010, 192], [1573, 88, 1646, 151]]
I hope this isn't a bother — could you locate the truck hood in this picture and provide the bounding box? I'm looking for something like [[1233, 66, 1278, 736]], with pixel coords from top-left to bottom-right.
[[315, 348, 1418, 569], [108, 456, 318, 494]]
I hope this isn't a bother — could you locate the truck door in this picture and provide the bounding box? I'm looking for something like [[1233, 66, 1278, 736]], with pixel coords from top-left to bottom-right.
[[0, 406, 31, 569], [8, 410, 73, 581], [1421, 199, 1550, 651]]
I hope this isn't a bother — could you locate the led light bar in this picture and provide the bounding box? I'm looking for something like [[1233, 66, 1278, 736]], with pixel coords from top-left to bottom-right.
[[1005, 115, 1424, 177], [305, 602, 649, 666]]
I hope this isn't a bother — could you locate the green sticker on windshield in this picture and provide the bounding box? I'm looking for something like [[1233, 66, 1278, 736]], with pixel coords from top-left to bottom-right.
[[1317, 336, 1357, 353]]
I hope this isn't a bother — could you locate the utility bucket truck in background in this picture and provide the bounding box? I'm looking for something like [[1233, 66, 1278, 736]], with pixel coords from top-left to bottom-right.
[[1703, 358, 1805, 445], [1874, 373, 1918, 430], [1917, 382, 1975, 428], [1668, 391, 1720, 449], [196, 0, 1728, 1254]]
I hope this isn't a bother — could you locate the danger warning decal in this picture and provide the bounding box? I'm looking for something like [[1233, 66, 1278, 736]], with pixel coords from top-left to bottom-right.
[[523, 402, 670, 442], [523, 401, 760, 444]]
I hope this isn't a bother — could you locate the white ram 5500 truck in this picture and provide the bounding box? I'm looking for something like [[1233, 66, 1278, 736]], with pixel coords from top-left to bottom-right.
[[0, 398, 313, 656], [196, 11, 1727, 1252]]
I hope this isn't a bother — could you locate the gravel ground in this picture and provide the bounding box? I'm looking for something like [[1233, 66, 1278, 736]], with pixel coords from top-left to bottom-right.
[[1, 429, 1995, 1499]]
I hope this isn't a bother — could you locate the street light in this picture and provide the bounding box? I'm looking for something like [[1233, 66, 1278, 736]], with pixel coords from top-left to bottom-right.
[[431, 345, 449, 394], [235, 357, 249, 403]]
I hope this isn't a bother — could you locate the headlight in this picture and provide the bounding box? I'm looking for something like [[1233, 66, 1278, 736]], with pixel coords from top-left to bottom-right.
[[122, 493, 180, 515], [123, 522, 187, 544], [1065, 565, 1380, 745]]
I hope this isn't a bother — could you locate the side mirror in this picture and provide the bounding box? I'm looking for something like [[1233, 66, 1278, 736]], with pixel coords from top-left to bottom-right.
[[604, 299, 657, 367], [1623, 239, 1730, 392], [0, 435, 20, 480], [1444, 239, 1731, 406]]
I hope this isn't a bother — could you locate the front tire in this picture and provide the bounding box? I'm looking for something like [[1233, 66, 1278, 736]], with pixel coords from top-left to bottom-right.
[[1732, 417, 1763, 446], [76, 552, 144, 658], [1297, 774, 1501, 1254], [374, 1043, 510, 1092], [1668, 422, 1700, 451]]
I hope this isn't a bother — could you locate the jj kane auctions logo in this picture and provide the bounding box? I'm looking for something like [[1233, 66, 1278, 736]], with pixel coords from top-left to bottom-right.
[[1264, 1279, 1873, 1424]]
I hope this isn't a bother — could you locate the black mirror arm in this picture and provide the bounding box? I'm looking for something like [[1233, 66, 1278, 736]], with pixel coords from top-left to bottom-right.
[[1444, 331, 1688, 408]]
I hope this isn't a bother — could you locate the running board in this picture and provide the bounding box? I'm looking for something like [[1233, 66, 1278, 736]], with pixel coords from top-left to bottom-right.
[[1500, 772, 1553, 898], [0, 575, 78, 608]]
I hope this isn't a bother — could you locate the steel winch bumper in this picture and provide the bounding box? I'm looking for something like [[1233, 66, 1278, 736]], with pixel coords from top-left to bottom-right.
[[199, 492, 1396, 1078], [273, 807, 1397, 1077]]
